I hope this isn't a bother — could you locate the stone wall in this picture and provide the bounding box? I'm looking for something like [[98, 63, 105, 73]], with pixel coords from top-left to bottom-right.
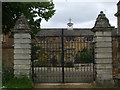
[[2, 34, 14, 68], [2, 47, 13, 68], [112, 36, 120, 78]]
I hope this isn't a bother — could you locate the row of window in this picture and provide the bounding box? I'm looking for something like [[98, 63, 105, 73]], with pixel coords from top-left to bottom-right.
[[39, 37, 93, 42]]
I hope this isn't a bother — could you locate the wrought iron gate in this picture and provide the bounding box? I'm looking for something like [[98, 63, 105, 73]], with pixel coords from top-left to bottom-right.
[[31, 29, 95, 83]]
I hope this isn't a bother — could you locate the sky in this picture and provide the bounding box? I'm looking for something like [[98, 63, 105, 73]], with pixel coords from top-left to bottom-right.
[[41, 0, 119, 28]]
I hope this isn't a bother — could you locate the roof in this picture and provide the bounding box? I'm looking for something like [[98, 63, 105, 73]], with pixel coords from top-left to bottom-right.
[[36, 28, 94, 37], [36, 28, 118, 37]]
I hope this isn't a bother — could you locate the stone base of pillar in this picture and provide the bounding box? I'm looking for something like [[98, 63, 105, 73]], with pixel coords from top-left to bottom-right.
[[14, 69, 31, 78], [95, 80, 114, 87]]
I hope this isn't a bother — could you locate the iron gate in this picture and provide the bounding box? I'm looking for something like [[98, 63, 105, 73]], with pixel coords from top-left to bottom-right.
[[31, 29, 95, 83]]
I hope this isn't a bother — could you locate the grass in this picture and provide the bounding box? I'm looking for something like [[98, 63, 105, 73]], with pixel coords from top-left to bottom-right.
[[4, 75, 34, 89], [2, 65, 33, 89]]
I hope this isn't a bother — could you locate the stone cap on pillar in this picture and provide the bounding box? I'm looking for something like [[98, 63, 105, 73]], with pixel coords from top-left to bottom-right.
[[115, 1, 120, 17], [94, 11, 111, 27], [92, 11, 114, 32], [12, 13, 31, 33]]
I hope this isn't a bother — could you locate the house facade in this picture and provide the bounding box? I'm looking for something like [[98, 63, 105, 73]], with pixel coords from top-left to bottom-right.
[[34, 28, 94, 64]]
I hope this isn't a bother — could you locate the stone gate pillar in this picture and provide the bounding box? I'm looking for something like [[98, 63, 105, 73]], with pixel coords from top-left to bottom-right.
[[92, 11, 114, 86], [12, 14, 31, 77]]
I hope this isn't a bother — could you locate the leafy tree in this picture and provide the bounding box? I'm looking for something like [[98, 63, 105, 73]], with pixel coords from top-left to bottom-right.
[[2, 2, 55, 38]]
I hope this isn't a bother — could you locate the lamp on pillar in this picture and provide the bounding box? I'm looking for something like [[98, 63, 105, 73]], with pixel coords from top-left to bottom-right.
[[67, 18, 73, 30]]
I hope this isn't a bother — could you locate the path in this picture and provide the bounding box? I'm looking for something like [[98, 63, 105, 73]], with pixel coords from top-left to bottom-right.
[[34, 83, 93, 88]]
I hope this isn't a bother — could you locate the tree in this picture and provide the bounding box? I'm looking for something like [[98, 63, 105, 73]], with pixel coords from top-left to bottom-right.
[[2, 2, 55, 38]]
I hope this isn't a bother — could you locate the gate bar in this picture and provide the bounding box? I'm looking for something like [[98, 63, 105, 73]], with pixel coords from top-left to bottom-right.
[[61, 29, 64, 83], [92, 41, 96, 81], [31, 44, 35, 82]]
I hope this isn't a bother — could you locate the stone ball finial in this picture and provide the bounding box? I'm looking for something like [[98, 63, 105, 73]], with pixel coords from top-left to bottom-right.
[[100, 11, 103, 13], [94, 11, 111, 28]]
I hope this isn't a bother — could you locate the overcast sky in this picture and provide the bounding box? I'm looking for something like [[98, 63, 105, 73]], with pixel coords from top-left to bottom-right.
[[41, 0, 119, 28]]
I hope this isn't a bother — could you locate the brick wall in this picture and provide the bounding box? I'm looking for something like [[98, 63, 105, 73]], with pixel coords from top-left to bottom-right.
[[2, 33, 14, 68], [112, 36, 120, 78]]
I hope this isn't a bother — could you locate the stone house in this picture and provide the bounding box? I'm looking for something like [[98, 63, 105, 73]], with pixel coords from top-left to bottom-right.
[[35, 28, 94, 64]]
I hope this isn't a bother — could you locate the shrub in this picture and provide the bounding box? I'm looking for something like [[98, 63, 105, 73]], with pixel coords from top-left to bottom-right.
[[2, 65, 14, 85], [74, 48, 92, 64], [80, 48, 92, 63]]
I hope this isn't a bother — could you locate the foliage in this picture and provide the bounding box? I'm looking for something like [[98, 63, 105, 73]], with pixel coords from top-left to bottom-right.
[[2, 64, 33, 88], [39, 52, 49, 63], [32, 44, 48, 62], [2, 2, 55, 38], [32, 44, 50, 66], [33, 60, 51, 67], [31, 44, 41, 60], [2, 65, 14, 85], [4, 76, 33, 89], [74, 48, 92, 64]]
